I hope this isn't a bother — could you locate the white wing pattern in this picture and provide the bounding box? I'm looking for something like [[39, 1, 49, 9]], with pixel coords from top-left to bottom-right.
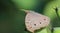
[[24, 10, 50, 33]]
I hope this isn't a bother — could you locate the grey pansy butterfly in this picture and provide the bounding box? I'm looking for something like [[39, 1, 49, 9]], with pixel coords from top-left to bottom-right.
[[22, 9, 50, 33]]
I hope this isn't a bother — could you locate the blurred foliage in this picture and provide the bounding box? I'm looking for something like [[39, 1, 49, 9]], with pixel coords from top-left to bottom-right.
[[0, 0, 25, 33]]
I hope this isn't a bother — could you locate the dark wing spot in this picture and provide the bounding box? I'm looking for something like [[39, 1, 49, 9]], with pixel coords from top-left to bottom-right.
[[44, 19, 46, 20], [40, 22, 41, 24], [34, 24, 36, 26]]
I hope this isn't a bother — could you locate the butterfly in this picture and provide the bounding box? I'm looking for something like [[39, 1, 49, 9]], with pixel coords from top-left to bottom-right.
[[22, 9, 50, 33]]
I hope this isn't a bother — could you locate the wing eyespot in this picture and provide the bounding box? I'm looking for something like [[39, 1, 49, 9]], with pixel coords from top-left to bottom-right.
[[40, 22, 41, 24], [34, 24, 36, 26]]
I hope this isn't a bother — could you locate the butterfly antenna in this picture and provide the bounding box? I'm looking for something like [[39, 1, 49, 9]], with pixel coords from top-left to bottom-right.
[[20, 9, 29, 13]]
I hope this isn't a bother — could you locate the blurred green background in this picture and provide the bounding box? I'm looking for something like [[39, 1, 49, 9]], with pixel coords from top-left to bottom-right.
[[0, 0, 60, 33]]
